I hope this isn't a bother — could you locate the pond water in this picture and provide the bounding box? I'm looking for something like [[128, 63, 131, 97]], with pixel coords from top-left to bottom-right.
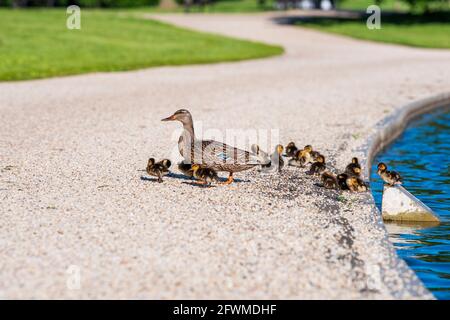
[[370, 107, 450, 300]]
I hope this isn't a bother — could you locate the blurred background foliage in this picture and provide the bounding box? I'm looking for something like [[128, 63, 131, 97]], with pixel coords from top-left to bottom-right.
[[0, 0, 160, 7], [0, 0, 448, 14]]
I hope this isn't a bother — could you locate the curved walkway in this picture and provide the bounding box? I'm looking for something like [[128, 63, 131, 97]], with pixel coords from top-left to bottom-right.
[[1, 12, 449, 299]]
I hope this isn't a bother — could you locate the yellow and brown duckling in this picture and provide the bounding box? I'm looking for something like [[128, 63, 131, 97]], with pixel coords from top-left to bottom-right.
[[178, 162, 194, 178], [191, 164, 219, 186], [307, 154, 326, 176], [288, 145, 312, 167], [310, 150, 322, 163], [302, 145, 314, 165], [337, 173, 350, 191], [321, 171, 338, 190], [285, 142, 298, 157], [377, 162, 402, 186], [346, 176, 368, 193], [345, 157, 362, 177], [146, 158, 171, 183], [288, 149, 304, 167]]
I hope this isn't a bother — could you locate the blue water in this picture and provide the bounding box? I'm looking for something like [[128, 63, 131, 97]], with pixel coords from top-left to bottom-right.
[[370, 107, 450, 300]]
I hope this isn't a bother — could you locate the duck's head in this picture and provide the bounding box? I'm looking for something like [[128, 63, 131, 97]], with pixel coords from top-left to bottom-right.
[[287, 142, 296, 148], [162, 109, 192, 125], [352, 157, 359, 164], [317, 155, 325, 163], [147, 158, 155, 167], [276, 144, 284, 155], [377, 162, 387, 173], [304, 145, 313, 153]]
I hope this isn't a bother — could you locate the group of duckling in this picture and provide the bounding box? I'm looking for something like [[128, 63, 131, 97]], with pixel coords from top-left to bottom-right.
[[270, 142, 368, 193], [145, 142, 402, 189], [146, 157, 220, 185], [251, 141, 403, 192]]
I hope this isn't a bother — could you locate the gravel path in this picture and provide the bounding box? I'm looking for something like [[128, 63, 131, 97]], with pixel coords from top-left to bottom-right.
[[1, 12, 449, 299]]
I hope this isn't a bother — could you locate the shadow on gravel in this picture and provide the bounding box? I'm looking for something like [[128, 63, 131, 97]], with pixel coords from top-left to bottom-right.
[[140, 173, 249, 185]]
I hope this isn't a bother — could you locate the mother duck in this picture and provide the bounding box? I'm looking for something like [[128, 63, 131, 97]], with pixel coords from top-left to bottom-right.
[[162, 109, 262, 185]]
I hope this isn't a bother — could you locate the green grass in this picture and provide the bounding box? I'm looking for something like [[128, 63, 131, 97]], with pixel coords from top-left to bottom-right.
[[0, 8, 283, 81], [296, 12, 450, 49]]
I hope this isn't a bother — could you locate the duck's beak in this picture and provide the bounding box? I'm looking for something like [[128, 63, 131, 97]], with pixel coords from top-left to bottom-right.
[[161, 114, 176, 122]]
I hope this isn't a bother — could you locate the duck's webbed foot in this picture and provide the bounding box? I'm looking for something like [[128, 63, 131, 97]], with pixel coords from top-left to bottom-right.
[[220, 173, 234, 185], [193, 179, 208, 186]]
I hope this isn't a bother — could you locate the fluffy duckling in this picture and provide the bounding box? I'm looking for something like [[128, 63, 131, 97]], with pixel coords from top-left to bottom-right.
[[377, 162, 402, 186], [260, 144, 285, 173], [178, 162, 194, 178], [337, 173, 350, 191], [146, 158, 171, 183], [321, 171, 338, 190], [251, 144, 271, 166], [310, 149, 322, 163], [302, 145, 314, 165], [307, 154, 326, 176], [346, 176, 368, 192], [288, 149, 304, 167], [191, 164, 219, 186], [345, 157, 362, 177], [285, 142, 298, 157], [288, 146, 312, 167]]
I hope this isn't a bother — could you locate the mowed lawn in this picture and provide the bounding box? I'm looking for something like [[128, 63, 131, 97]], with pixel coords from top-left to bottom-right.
[[298, 0, 449, 49], [297, 14, 450, 49], [0, 9, 283, 81]]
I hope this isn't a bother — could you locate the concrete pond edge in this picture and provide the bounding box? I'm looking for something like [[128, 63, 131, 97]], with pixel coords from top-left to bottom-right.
[[358, 92, 450, 299]]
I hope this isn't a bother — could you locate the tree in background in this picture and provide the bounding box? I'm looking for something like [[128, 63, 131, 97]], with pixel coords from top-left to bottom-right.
[[0, 0, 161, 6]]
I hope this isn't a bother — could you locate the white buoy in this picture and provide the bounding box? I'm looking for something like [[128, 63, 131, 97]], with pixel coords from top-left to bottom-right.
[[382, 185, 440, 222]]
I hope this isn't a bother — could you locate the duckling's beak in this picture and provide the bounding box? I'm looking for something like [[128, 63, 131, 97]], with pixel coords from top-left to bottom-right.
[[161, 114, 176, 121]]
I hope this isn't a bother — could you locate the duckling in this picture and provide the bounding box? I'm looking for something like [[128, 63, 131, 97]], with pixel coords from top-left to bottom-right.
[[345, 157, 362, 177], [377, 162, 402, 186], [191, 164, 219, 186], [285, 142, 298, 157], [146, 158, 171, 183], [337, 173, 350, 190], [346, 176, 368, 192], [288, 149, 304, 167], [302, 145, 314, 165], [259, 144, 285, 173], [307, 154, 326, 176], [288, 146, 312, 168], [178, 162, 194, 178], [309, 147, 322, 162], [251, 144, 271, 166], [321, 171, 338, 190]]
